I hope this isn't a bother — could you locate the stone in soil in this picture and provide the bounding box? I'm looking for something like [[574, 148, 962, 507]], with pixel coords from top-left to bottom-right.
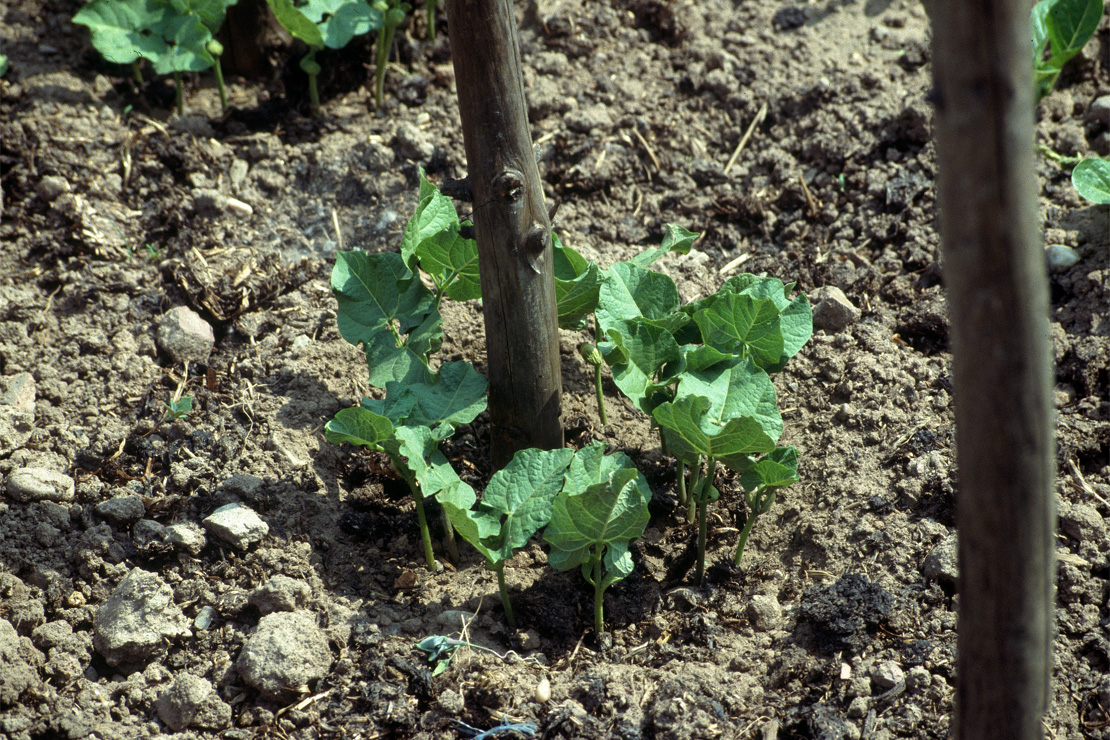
[[164, 521, 207, 555], [156, 306, 215, 365], [5, 467, 75, 503], [202, 502, 269, 549], [810, 286, 861, 333], [93, 568, 192, 669], [248, 576, 312, 615], [922, 532, 959, 586], [236, 611, 333, 700], [0, 618, 40, 707], [155, 673, 233, 731], [94, 494, 146, 526]]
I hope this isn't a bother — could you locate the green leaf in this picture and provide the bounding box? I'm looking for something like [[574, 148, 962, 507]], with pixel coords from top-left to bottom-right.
[[361, 325, 435, 387], [332, 251, 436, 344], [0, 55, 8, 77], [545, 467, 649, 581], [600, 319, 682, 415], [440, 499, 500, 564], [693, 293, 785, 371], [265, 0, 324, 48], [297, 0, 383, 48], [597, 261, 683, 336], [482, 448, 576, 560], [740, 446, 799, 492], [416, 228, 482, 301], [384, 360, 488, 430], [1044, 0, 1102, 57], [401, 170, 461, 273], [674, 358, 784, 443], [324, 406, 394, 449], [1072, 157, 1110, 205], [152, 14, 215, 73], [73, 0, 174, 64], [553, 234, 601, 329], [170, 0, 238, 31], [628, 223, 698, 268], [563, 444, 652, 507], [653, 395, 778, 471]]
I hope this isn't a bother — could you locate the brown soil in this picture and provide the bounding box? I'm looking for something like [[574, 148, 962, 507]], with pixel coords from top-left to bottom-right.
[[1, 1, 1108, 739]]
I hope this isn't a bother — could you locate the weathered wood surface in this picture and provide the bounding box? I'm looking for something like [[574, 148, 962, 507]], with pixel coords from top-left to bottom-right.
[[445, 0, 563, 467], [930, 1, 1056, 739]]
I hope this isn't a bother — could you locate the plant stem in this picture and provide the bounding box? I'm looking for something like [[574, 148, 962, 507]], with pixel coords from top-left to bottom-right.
[[426, 0, 437, 39], [213, 57, 227, 110], [409, 481, 437, 570], [734, 487, 762, 566], [374, 27, 392, 108], [173, 71, 183, 115], [695, 498, 708, 584], [676, 460, 687, 508], [131, 60, 143, 85], [494, 563, 517, 629], [592, 554, 605, 634], [308, 71, 319, 113], [594, 363, 607, 425], [440, 506, 459, 562], [685, 458, 702, 523]]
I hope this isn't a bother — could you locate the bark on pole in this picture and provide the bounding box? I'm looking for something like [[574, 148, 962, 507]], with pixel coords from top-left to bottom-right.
[[930, 2, 1056, 739], [444, 0, 563, 467]]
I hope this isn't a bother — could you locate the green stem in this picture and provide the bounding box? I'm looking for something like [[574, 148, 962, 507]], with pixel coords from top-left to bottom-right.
[[676, 460, 687, 508], [685, 459, 702, 524], [494, 563, 517, 629], [308, 71, 319, 112], [426, 0, 437, 39], [594, 363, 607, 425], [173, 71, 183, 115], [374, 27, 393, 108], [734, 486, 763, 566], [592, 554, 605, 634], [213, 57, 227, 110], [440, 505, 459, 562], [409, 480, 437, 570], [695, 499, 708, 584], [131, 60, 143, 85]]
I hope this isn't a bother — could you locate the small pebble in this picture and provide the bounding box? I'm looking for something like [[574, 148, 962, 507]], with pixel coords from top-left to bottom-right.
[[1045, 244, 1079, 272], [535, 676, 551, 703]]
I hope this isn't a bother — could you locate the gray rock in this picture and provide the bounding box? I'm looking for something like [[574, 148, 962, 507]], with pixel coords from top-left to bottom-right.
[[219, 474, 263, 498], [31, 620, 73, 651], [132, 519, 168, 549], [155, 673, 232, 731], [0, 407, 34, 451], [37, 175, 71, 202], [165, 522, 207, 555], [156, 306, 215, 365], [922, 533, 959, 586], [249, 576, 311, 615], [1045, 244, 1080, 272], [95, 495, 146, 526], [435, 610, 476, 630], [811, 286, 861, 333], [191, 188, 228, 217], [393, 121, 434, 162], [438, 688, 465, 714], [565, 104, 614, 133], [871, 660, 905, 691], [1059, 502, 1105, 544], [0, 618, 40, 707], [1087, 95, 1110, 126], [93, 569, 191, 669], [203, 503, 268, 549], [747, 594, 783, 631], [1, 372, 36, 412], [236, 611, 332, 700], [6, 467, 75, 502]]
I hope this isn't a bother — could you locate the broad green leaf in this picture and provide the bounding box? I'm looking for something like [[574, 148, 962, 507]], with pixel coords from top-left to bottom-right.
[[73, 0, 174, 64], [1044, 0, 1102, 57], [682, 344, 732, 372], [441, 500, 500, 564], [266, 0, 324, 47], [1031, 0, 1051, 61], [416, 228, 482, 301], [388, 360, 487, 429], [628, 223, 699, 268], [740, 446, 799, 492], [653, 395, 778, 471], [482, 447, 575, 561], [552, 235, 601, 329], [298, 0, 383, 48], [332, 251, 436, 344], [324, 406, 394, 449], [401, 170, 460, 273], [170, 0, 238, 31], [693, 293, 784, 370], [597, 261, 682, 335], [777, 294, 813, 367], [152, 14, 215, 73], [674, 358, 783, 442], [362, 327, 433, 387], [1072, 157, 1110, 205], [600, 320, 682, 415], [563, 444, 652, 508], [545, 467, 649, 575], [380, 423, 438, 483]]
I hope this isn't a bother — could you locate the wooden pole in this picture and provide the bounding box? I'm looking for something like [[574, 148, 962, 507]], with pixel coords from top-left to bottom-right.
[[444, 0, 563, 467], [929, 2, 1055, 739]]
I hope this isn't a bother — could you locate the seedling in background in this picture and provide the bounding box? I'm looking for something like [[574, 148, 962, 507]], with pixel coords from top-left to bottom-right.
[[373, 0, 411, 108], [163, 395, 193, 421], [267, 0, 384, 111], [544, 444, 651, 634], [1070, 158, 1110, 205], [442, 447, 575, 627], [1031, 0, 1101, 103], [74, 0, 238, 114]]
